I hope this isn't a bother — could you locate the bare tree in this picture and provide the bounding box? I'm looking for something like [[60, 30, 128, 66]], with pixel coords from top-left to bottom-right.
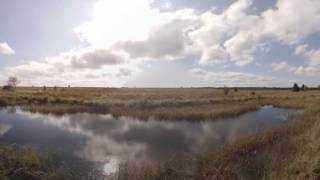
[[7, 76, 19, 89]]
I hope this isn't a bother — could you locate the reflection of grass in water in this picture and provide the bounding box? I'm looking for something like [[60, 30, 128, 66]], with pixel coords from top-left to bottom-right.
[[0, 144, 104, 180], [117, 95, 320, 180], [0, 145, 51, 180]]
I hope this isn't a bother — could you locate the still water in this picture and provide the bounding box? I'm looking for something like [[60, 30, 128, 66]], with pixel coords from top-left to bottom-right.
[[0, 106, 300, 175]]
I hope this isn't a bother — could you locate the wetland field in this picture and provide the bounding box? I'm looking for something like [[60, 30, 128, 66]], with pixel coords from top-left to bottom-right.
[[0, 87, 320, 180]]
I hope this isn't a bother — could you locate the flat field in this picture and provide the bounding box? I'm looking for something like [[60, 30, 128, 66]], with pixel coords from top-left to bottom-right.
[[0, 87, 311, 120], [0, 87, 320, 179]]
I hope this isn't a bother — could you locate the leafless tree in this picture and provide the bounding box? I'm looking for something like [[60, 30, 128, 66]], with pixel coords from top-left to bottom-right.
[[7, 76, 19, 88]]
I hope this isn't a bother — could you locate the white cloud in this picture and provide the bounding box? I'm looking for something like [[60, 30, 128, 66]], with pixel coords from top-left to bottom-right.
[[75, 0, 172, 48], [292, 44, 320, 77], [198, 45, 228, 65], [5, 0, 320, 86], [293, 44, 320, 76], [75, 0, 264, 65], [116, 12, 199, 60], [70, 49, 127, 69], [8, 48, 137, 86], [224, 31, 261, 65], [188, 12, 229, 65], [262, 0, 320, 45], [117, 68, 132, 77], [223, 0, 320, 66], [295, 66, 320, 77], [304, 49, 320, 66], [271, 61, 296, 72], [189, 0, 262, 65], [74, 0, 320, 67], [0, 42, 15, 55], [295, 44, 309, 55]]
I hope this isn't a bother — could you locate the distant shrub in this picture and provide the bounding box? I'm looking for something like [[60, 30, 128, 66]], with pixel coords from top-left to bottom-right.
[[301, 84, 308, 91], [234, 88, 238, 92], [2, 85, 13, 91], [251, 91, 256, 96], [293, 83, 300, 92], [224, 87, 230, 96]]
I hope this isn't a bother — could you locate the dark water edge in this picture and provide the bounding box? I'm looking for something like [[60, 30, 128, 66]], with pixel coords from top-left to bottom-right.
[[0, 106, 302, 177]]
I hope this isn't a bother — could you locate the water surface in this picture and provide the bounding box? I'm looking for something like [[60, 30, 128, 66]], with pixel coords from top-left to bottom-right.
[[0, 106, 301, 175]]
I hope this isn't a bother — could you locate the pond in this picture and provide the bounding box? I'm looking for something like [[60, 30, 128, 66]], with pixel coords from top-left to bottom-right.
[[0, 106, 301, 176]]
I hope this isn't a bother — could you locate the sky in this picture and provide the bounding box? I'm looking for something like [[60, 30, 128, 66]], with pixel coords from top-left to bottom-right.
[[0, 0, 320, 87]]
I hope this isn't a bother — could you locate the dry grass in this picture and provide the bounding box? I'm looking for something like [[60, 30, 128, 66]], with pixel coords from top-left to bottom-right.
[[0, 87, 271, 120], [1, 87, 320, 179]]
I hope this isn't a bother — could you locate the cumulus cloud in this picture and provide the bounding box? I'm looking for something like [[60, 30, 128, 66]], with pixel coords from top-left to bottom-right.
[[198, 45, 228, 65], [8, 48, 135, 86], [195, 0, 320, 66], [188, 12, 229, 65], [117, 68, 132, 77], [74, 0, 171, 47], [271, 61, 296, 72], [298, 47, 320, 66], [292, 44, 320, 77], [262, 0, 320, 44], [12, 48, 127, 73], [295, 66, 320, 77], [0, 42, 15, 55], [18, 0, 320, 67], [186, 0, 262, 65], [70, 49, 127, 69], [6, 0, 320, 86], [224, 31, 261, 65], [114, 0, 320, 66], [295, 44, 309, 56], [116, 13, 198, 60]]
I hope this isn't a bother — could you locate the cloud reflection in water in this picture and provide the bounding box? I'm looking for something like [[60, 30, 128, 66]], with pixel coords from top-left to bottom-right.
[[0, 106, 299, 175]]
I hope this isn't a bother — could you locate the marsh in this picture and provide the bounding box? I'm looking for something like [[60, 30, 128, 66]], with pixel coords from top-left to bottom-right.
[[0, 106, 301, 177]]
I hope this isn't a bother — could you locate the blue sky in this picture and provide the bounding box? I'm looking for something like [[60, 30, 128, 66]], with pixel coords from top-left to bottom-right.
[[0, 0, 319, 87]]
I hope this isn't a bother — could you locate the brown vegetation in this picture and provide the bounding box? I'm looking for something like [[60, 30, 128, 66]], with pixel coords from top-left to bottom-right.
[[0, 87, 320, 179]]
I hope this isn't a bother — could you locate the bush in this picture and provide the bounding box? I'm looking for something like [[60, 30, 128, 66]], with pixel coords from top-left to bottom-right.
[[301, 84, 308, 91], [293, 83, 300, 92], [224, 87, 230, 96], [2, 85, 14, 91]]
